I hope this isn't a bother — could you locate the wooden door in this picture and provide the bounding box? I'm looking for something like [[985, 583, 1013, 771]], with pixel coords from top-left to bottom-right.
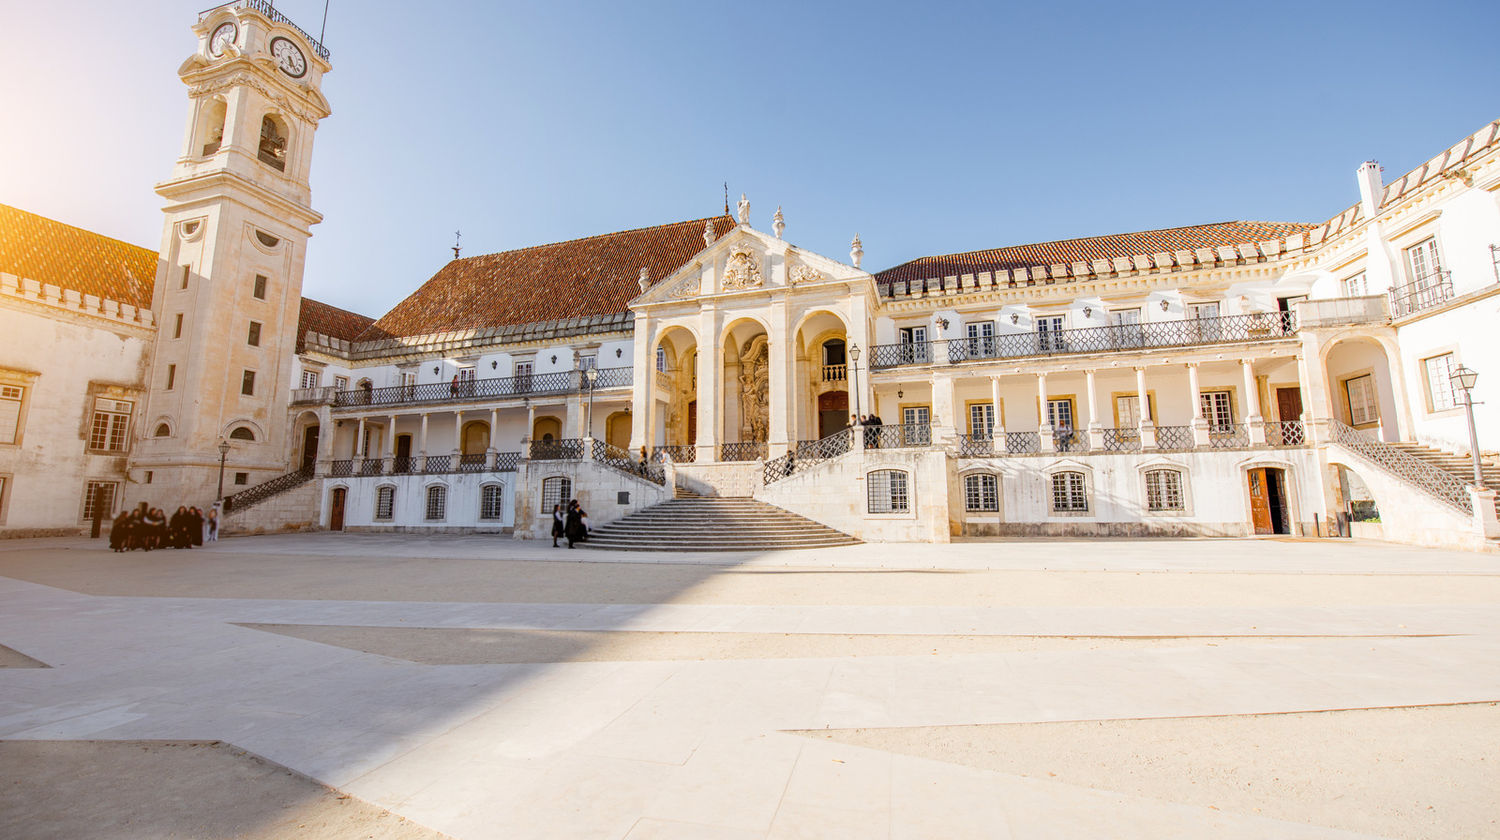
[[301, 426, 319, 471], [1277, 387, 1303, 422], [1247, 469, 1272, 534], [687, 400, 697, 445], [329, 488, 346, 532], [818, 391, 848, 438]]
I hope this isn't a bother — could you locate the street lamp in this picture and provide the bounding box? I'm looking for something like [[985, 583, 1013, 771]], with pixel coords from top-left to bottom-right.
[[1449, 364, 1484, 489], [849, 343, 862, 421], [585, 367, 599, 438], [216, 438, 232, 503]]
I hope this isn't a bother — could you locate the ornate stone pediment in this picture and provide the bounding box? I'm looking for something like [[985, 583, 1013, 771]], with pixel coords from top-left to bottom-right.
[[722, 245, 763, 290], [788, 263, 824, 286]]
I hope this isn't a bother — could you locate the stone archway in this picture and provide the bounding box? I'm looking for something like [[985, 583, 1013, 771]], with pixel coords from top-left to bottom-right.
[[721, 318, 771, 456], [1322, 335, 1400, 441]]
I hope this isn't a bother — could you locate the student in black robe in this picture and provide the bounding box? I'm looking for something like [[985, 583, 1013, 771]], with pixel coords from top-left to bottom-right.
[[109, 511, 131, 552], [189, 507, 204, 546], [551, 503, 565, 547], [142, 508, 166, 551], [564, 500, 587, 549]]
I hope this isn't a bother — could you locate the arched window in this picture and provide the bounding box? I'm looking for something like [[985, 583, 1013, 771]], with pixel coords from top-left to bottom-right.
[[154, 423, 171, 438], [1144, 469, 1185, 512], [229, 427, 255, 441], [424, 485, 446, 521], [541, 477, 571, 513], [1050, 471, 1088, 513], [199, 98, 227, 156], [963, 473, 998, 512], [479, 484, 504, 521], [258, 114, 288, 171], [867, 469, 909, 514], [374, 486, 396, 521]]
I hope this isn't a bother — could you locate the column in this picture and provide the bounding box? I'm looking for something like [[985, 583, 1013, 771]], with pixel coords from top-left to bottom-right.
[[417, 412, 429, 471], [524, 401, 537, 443], [1085, 369, 1103, 450], [696, 307, 721, 461], [1136, 366, 1156, 450], [315, 408, 335, 474], [564, 394, 582, 440], [1243, 359, 1266, 445], [354, 416, 366, 467], [990, 375, 1005, 443], [767, 301, 791, 457], [932, 372, 958, 445], [384, 413, 397, 473], [486, 407, 499, 469], [1188, 363, 1209, 447], [628, 313, 652, 452], [452, 410, 464, 461], [1037, 372, 1054, 452]]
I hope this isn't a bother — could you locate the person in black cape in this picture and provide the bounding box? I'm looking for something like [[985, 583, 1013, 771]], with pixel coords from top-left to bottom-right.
[[564, 500, 587, 549], [551, 503, 565, 548]]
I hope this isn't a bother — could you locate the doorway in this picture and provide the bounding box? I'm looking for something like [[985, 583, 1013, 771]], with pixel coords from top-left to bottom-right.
[[687, 400, 697, 445], [301, 425, 319, 471], [818, 390, 849, 438], [1276, 387, 1303, 422], [1247, 467, 1290, 535], [329, 487, 346, 531], [394, 434, 412, 472]]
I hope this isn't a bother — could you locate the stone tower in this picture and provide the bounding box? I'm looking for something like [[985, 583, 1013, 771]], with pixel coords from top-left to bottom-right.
[[130, 3, 332, 507]]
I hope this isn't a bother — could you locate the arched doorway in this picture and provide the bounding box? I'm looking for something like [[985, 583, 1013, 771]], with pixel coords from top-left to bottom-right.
[[722, 318, 770, 455], [461, 421, 490, 455], [795, 309, 851, 443], [533, 416, 562, 442], [605, 411, 631, 450], [654, 326, 699, 450], [295, 411, 320, 472], [818, 391, 849, 438], [329, 487, 346, 531], [1323, 336, 1401, 441], [1247, 467, 1290, 535]]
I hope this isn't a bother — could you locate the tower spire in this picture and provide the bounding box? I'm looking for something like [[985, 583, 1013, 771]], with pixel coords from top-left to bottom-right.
[[452, 230, 462, 260]]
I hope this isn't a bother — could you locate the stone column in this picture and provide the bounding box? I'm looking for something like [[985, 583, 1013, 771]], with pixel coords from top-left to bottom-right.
[[990, 375, 1004, 443], [524, 401, 536, 443], [1243, 359, 1266, 445], [1188, 363, 1209, 447], [417, 412, 429, 471], [767, 301, 791, 458], [932, 372, 958, 445], [1085, 369, 1104, 450], [452, 410, 464, 464], [486, 407, 499, 469], [697, 307, 721, 462], [629, 313, 652, 452], [353, 416, 366, 468], [1136, 366, 1156, 450], [384, 413, 397, 473], [1037, 372, 1054, 452]]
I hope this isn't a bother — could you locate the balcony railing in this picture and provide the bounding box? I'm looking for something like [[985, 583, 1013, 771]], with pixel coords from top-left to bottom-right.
[[1389, 271, 1453, 318], [291, 385, 338, 405], [649, 445, 697, 464], [333, 367, 631, 409], [867, 423, 932, 449], [765, 428, 853, 484], [531, 438, 585, 461], [957, 434, 995, 457], [720, 441, 768, 462], [1264, 420, 1306, 447], [1101, 428, 1140, 452], [1006, 431, 1040, 454], [1154, 425, 1194, 451], [199, 0, 332, 59], [1207, 424, 1249, 449], [821, 363, 847, 382], [871, 312, 1297, 370]]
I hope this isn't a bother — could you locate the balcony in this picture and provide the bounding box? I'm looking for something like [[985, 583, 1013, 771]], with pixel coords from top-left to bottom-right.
[[1389, 271, 1454, 318], [870, 312, 1297, 370], [821, 363, 847, 382], [331, 366, 631, 411]]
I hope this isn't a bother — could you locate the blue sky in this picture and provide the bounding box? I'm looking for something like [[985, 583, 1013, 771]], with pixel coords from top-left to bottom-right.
[[2, 0, 1496, 316]]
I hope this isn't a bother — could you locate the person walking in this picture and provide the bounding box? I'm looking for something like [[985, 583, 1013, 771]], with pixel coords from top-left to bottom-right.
[[550, 503, 565, 547], [189, 507, 204, 546], [205, 508, 220, 543], [109, 510, 131, 552], [564, 500, 587, 549]]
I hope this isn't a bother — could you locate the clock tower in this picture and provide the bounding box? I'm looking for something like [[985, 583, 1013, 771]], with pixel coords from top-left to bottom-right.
[[130, 3, 332, 507]]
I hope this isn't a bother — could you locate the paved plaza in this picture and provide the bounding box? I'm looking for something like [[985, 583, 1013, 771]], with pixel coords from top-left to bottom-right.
[[1, 533, 1498, 839]]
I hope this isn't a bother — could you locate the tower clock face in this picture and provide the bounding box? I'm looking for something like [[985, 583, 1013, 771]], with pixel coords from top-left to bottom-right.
[[269, 37, 307, 78], [208, 22, 237, 57]]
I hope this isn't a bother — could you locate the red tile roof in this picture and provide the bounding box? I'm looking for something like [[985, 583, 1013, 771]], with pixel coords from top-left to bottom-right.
[[296, 297, 376, 352], [0, 203, 157, 309], [361, 216, 736, 340], [873, 220, 1317, 286]]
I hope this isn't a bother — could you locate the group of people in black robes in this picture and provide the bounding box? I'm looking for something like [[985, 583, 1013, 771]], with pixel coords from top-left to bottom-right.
[[109, 502, 218, 552], [855, 413, 885, 448], [551, 499, 590, 548]]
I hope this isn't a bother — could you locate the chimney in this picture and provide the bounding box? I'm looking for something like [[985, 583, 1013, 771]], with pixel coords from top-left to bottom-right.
[[1356, 161, 1383, 219]]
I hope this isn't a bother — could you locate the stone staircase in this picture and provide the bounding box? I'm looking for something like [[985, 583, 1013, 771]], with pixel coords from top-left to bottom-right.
[[581, 495, 860, 551], [1387, 442, 1500, 515]]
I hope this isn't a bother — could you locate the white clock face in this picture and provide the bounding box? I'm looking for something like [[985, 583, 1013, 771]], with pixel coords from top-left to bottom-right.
[[270, 36, 307, 78], [209, 22, 237, 57]]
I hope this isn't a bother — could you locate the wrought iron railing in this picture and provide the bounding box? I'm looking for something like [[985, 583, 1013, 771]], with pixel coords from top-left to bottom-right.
[[822, 363, 848, 382], [494, 451, 521, 472], [458, 453, 487, 472], [1101, 428, 1140, 452], [198, 0, 332, 59], [650, 445, 697, 464], [1389, 271, 1453, 318], [423, 454, 452, 473], [957, 434, 995, 457], [871, 312, 1297, 369], [329, 459, 354, 477], [1154, 425, 1193, 451], [1330, 420, 1472, 514], [358, 458, 385, 476], [221, 465, 314, 514], [1054, 429, 1087, 452], [531, 438, 585, 461], [1006, 431, 1040, 454], [764, 428, 852, 484], [332, 367, 631, 409], [592, 439, 665, 485], [720, 441, 768, 462], [1264, 420, 1306, 447], [392, 456, 415, 474], [867, 423, 933, 449], [1207, 424, 1249, 449]]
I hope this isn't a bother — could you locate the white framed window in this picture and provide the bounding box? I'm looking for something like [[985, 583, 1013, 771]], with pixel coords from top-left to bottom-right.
[[0, 385, 23, 444], [1046, 398, 1073, 431], [968, 403, 995, 438], [963, 473, 998, 512], [1036, 315, 1066, 351], [480, 484, 505, 520], [88, 398, 133, 453], [514, 361, 534, 392], [1405, 237, 1442, 284], [1108, 308, 1141, 326], [1116, 395, 1143, 428], [1199, 391, 1233, 430], [541, 476, 571, 513], [82, 480, 119, 522], [1144, 469, 1185, 512], [1340, 272, 1368, 297], [1050, 471, 1088, 513], [655, 348, 667, 372], [1423, 354, 1458, 412], [897, 326, 930, 364], [867, 469, 909, 514], [965, 321, 995, 356], [333, 375, 349, 390], [374, 486, 395, 520], [424, 485, 447, 521], [578, 355, 597, 371], [1190, 302, 1220, 319], [300, 369, 320, 389], [1345, 375, 1379, 426]]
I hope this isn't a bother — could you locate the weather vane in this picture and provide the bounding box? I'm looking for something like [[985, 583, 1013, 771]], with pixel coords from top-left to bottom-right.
[[452, 230, 462, 260]]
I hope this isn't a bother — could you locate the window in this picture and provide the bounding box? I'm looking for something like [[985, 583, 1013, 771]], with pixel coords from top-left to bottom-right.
[[897, 326, 930, 364], [867, 469, 909, 514], [229, 427, 255, 441], [83, 481, 118, 522], [144, 471, 152, 484], [452, 366, 476, 396], [0, 385, 22, 444], [1046, 398, 1073, 431], [1108, 308, 1144, 347], [253, 274, 267, 300], [965, 321, 995, 356], [247, 321, 261, 347], [241, 370, 255, 396], [578, 356, 597, 371], [515, 361, 534, 391], [1423, 354, 1458, 412], [259, 114, 288, 171], [1190, 302, 1221, 319], [1405, 237, 1442, 284], [333, 375, 349, 390], [1145, 469, 1185, 512], [375, 486, 395, 521], [1050, 471, 1088, 512], [300, 369, 320, 389], [1199, 391, 1233, 430], [480, 484, 504, 520], [968, 403, 995, 438], [180, 265, 190, 290], [1341, 272, 1368, 297], [1345, 375, 1379, 426], [541, 476, 571, 512], [655, 348, 667, 372], [964, 473, 998, 512], [88, 398, 132, 452], [234, 472, 248, 485], [1036, 315, 1065, 350], [1116, 395, 1143, 428], [166, 364, 176, 391], [173, 313, 183, 338], [423, 485, 446, 521], [154, 423, 170, 437]]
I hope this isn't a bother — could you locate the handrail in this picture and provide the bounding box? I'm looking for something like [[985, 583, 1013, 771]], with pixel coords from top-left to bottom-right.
[[1389, 270, 1453, 318], [870, 312, 1297, 369], [333, 367, 631, 409], [222, 465, 314, 514], [198, 0, 332, 60], [530, 438, 585, 461], [764, 428, 852, 484], [592, 439, 665, 485], [1329, 420, 1473, 513], [721, 441, 767, 462]]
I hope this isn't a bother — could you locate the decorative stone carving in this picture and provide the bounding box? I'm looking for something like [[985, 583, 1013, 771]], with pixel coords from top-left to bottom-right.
[[736, 193, 751, 225], [722, 245, 763, 290], [669, 275, 700, 299], [772, 206, 785, 239], [788, 264, 823, 286], [703, 219, 715, 248], [738, 336, 770, 444], [188, 72, 321, 123], [638, 266, 650, 292], [850, 234, 864, 268]]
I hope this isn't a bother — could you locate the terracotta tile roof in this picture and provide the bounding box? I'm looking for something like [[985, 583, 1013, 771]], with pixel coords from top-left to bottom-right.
[[296, 297, 376, 352], [0, 203, 157, 309], [873, 220, 1317, 286], [361, 215, 737, 340]]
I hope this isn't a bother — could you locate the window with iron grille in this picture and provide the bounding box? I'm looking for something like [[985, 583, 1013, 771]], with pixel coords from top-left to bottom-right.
[[480, 484, 504, 520], [82, 480, 118, 522], [425, 485, 446, 521], [88, 398, 132, 452], [0, 385, 23, 444], [541, 476, 571, 513], [1423, 354, 1458, 412], [867, 469, 909, 514], [374, 486, 395, 520], [300, 369, 320, 389], [1145, 469, 1185, 512], [964, 473, 998, 512], [1050, 471, 1088, 512]]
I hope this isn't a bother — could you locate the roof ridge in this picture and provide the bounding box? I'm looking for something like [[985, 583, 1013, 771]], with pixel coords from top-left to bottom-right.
[[302, 295, 376, 323], [0, 202, 156, 256], [454, 213, 734, 264]]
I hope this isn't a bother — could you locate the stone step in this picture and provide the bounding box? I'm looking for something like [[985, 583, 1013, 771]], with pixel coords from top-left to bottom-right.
[[580, 496, 857, 552]]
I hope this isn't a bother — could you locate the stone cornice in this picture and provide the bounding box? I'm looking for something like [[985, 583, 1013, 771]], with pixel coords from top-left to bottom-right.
[[0, 272, 155, 335]]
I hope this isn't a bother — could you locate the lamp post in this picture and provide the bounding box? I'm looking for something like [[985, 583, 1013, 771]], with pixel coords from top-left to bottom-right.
[[849, 343, 862, 422], [585, 366, 599, 439], [215, 438, 231, 504], [1450, 364, 1484, 489]]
